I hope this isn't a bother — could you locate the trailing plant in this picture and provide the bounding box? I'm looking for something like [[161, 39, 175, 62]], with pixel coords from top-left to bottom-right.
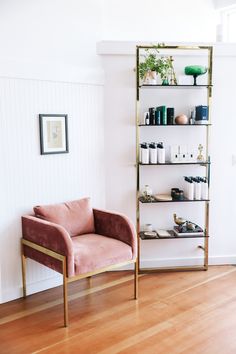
[[156, 56, 172, 80], [138, 44, 162, 80], [138, 43, 176, 85]]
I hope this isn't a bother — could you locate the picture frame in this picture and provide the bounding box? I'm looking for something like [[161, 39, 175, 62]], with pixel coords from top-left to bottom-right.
[[39, 114, 69, 155]]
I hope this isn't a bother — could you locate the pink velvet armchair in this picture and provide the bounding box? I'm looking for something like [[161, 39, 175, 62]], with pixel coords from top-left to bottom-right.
[[21, 198, 138, 327]]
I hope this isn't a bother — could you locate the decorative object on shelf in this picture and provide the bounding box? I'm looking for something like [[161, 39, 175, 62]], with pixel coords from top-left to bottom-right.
[[143, 223, 153, 232], [173, 214, 204, 236], [171, 189, 184, 200], [156, 229, 172, 238], [39, 114, 69, 155], [184, 65, 207, 86], [169, 56, 178, 85], [173, 225, 204, 236], [154, 194, 172, 201], [170, 145, 195, 163], [171, 188, 179, 198], [138, 44, 177, 86], [189, 108, 195, 124], [143, 231, 158, 238], [157, 56, 176, 85], [173, 213, 186, 226], [175, 114, 188, 125], [139, 47, 160, 85], [197, 144, 204, 161], [141, 185, 153, 201], [195, 105, 209, 124]]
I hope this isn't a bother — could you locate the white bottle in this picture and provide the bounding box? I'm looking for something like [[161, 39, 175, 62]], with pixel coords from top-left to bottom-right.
[[149, 142, 157, 164], [141, 143, 149, 164], [184, 177, 194, 200], [157, 143, 165, 163], [201, 178, 208, 200], [193, 178, 201, 200]]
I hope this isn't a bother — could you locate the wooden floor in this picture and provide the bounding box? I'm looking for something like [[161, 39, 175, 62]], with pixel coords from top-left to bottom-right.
[[1, 266, 236, 354]]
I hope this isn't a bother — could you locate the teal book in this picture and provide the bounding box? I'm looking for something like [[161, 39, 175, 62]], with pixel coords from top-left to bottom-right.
[[157, 106, 167, 125], [155, 107, 161, 125]]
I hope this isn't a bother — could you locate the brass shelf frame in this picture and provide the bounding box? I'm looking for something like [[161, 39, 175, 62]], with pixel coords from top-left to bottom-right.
[[136, 44, 213, 274]]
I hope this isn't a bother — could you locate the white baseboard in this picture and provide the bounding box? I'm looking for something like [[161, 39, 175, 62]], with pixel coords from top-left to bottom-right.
[[1, 255, 236, 303], [116, 255, 236, 270], [1, 276, 62, 304]]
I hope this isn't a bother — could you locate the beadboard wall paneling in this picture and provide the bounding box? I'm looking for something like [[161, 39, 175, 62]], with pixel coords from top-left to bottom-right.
[[0, 77, 105, 302]]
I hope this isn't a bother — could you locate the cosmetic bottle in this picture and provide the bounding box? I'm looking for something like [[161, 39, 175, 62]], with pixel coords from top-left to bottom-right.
[[184, 177, 194, 200], [141, 143, 149, 164], [200, 177, 208, 200], [144, 112, 150, 125], [157, 142, 165, 163], [193, 177, 201, 200], [149, 142, 157, 164]]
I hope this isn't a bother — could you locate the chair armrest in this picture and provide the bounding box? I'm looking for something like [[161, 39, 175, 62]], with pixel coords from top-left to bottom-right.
[[93, 209, 137, 259], [22, 215, 74, 277]]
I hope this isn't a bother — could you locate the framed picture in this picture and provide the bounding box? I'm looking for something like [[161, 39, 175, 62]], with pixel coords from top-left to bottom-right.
[[39, 114, 69, 155]]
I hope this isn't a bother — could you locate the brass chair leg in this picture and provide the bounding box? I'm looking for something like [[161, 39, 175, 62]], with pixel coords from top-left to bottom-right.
[[134, 259, 138, 299], [21, 252, 26, 298], [62, 258, 68, 327]]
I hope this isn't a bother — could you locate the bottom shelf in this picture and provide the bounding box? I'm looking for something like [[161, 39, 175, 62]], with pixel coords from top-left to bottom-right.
[[140, 230, 208, 240], [139, 265, 208, 273]]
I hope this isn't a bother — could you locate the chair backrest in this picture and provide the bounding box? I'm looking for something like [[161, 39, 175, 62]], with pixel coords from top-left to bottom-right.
[[34, 197, 95, 237]]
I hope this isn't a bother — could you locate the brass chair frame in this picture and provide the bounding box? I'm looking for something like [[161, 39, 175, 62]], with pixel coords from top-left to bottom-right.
[[21, 238, 138, 327]]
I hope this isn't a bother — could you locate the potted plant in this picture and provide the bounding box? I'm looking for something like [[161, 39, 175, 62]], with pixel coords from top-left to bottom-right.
[[139, 45, 177, 85], [139, 52, 159, 85]]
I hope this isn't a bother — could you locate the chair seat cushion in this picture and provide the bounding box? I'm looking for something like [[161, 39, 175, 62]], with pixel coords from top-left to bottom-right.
[[34, 198, 95, 237], [72, 234, 133, 275]]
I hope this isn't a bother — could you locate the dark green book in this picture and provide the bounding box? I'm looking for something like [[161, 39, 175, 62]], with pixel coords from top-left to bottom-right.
[[156, 106, 167, 125]]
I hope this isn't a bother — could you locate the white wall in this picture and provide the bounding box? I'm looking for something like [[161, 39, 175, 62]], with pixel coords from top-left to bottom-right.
[[0, 0, 103, 83], [213, 0, 236, 8], [102, 0, 217, 42], [99, 41, 236, 268], [0, 0, 105, 303], [0, 77, 105, 303], [0, 0, 229, 303]]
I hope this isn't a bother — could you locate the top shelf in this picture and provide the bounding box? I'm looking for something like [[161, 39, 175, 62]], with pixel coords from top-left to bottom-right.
[[139, 84, 213, 89]]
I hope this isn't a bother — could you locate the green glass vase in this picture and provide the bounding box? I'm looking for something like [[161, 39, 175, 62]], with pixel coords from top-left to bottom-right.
[[184, 65, 207, 85]]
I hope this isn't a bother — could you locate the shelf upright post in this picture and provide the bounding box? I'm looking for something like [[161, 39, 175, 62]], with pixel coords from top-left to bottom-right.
[[136, 46, 141, 271], [204, 45, 213, 270]]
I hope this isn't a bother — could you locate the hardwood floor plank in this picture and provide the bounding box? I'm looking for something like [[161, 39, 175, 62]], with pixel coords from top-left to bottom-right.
[[0, 266, 236, 354]]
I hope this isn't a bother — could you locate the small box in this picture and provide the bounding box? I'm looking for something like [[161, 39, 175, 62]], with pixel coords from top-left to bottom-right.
[[170, 145, 179, 163], [195, 105, 208, 122], [179, 145, 187, 162]]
